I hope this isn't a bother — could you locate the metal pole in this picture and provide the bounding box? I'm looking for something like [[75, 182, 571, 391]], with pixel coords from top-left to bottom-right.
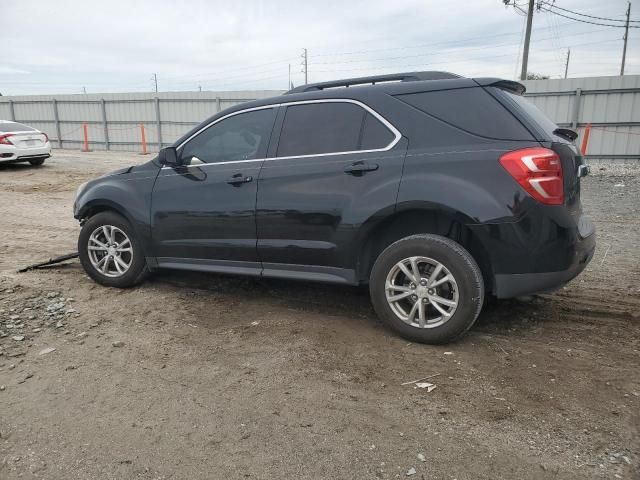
[[52, 99, 62, 148], [303, 48, 308, 84], [621, 1, 631, 75], [520, 0, 535, 81], [154, 97, 162, 149], [153, 73, 158, 93], [216, 96, 221, 112], [564, 48, 571, 79], [8, 100, 15, 121], [101, 99, 109, 150], [571, 88, 582, 129]]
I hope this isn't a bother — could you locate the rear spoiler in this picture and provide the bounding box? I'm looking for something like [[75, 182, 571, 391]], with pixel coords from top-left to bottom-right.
[[473, 78, 526, 95]]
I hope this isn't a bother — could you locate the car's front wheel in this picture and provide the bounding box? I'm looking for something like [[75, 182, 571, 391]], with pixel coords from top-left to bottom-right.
[[369, 234, 484, 344], [78, 211, 148, 288]]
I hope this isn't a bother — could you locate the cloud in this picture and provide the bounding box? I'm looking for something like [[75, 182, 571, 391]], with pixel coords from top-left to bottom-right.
[[1, 0, 637, 95]]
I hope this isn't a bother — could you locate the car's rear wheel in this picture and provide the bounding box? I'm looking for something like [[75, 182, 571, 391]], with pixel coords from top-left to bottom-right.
[[78, 211, 148, 288], [369, 234, 484, 344], [28, 158, 45, 166]]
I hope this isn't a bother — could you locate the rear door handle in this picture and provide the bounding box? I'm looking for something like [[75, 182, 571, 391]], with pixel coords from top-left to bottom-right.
[[226, 173, 253, 186], [344, 162, 379, 175]]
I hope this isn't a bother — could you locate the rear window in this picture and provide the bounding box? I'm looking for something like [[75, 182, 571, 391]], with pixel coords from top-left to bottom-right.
[[0, 122, 36, 132], [396, 87, 534, 141], [500, 89, 559, 137]]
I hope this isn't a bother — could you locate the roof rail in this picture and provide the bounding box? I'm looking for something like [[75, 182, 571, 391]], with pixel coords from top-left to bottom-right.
[[285, 71, 462, 94]]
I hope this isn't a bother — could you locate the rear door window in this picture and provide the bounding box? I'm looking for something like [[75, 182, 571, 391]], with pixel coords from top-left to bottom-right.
[[360, 113, 395, 150], [276, 102, 396, 157], [396, 87, 534, 141]]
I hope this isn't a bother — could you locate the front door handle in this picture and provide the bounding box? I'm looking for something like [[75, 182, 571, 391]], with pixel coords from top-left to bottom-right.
[[226, 173, 253, 186], [344, 161, 379, 175]]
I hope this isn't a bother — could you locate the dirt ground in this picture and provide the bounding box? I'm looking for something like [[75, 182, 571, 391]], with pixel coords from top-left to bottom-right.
[[0, 150, 638, 480]]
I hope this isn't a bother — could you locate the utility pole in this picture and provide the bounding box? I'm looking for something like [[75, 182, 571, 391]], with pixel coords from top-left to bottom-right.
[[520, 0, 535, 80], [82, 86, 87, 94], [564, 48, 571, 79], [198, 85, 202, 92], [152, 73, 158, 93], [288, 63, 291, 89], [621, 1, 631, 75], [301, 48, 308, 84]]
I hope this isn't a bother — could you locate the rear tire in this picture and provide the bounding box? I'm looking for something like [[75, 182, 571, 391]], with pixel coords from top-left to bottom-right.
[[28, 158, 45, 166], [78, 211, 148, 288], [369, 234, 484, 344]]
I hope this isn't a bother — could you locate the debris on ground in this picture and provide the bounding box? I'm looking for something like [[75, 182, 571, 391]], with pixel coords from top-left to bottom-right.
[[401, 373, 440, 386], [38, 347, 56, 356], [415, 382, 436, 392], [406, 467, 417, 476]]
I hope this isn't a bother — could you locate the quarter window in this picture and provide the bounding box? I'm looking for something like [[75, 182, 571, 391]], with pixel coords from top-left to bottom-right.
[[180, 108, 276, 165], [276, 102, 395, 157]]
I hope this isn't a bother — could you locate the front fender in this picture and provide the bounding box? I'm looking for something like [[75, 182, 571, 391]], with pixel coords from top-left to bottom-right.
[[74, 166, 159, 256]]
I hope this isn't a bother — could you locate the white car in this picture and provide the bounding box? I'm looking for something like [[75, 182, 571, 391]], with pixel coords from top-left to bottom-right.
[[0, 120, 51, 166]]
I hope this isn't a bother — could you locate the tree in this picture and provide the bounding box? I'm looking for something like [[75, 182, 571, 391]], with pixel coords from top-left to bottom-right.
[[526, 72, 550, 80]]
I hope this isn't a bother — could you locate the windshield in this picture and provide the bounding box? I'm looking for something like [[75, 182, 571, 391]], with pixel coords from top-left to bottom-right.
[[0, 122, 36, 133]]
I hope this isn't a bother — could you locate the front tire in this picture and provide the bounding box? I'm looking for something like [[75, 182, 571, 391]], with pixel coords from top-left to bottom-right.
[[78, 211, 148, 288], [369, 234, 484, 344]]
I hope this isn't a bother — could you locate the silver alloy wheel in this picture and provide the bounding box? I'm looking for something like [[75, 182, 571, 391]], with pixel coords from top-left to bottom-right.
[[87, 225, 133, 278], [385, 256, 459, 328]]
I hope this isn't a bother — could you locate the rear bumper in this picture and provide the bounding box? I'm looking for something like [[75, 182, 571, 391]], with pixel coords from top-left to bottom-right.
[[468, 209, 596, 298], [0, 153, 50, 164], [0, 143, 51, 163], [493, 233, 595, 298]]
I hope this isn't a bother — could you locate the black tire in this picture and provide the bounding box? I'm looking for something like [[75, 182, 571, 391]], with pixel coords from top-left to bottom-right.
[[28, 158, 45, 166], [78, 211, 148, 288], [369, 234, 484, 344]]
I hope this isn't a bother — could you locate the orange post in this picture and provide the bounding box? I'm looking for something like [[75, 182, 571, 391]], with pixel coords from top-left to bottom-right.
[[580, 123, 592, 155], [81, 123, 90, 152], [140, 123, 148, 155]]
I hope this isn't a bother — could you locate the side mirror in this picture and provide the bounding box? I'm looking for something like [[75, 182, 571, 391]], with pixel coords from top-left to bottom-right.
[[158, 146, 180, 166]]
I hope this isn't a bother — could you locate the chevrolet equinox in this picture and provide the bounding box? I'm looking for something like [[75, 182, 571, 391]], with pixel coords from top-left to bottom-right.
[[73, 71, 595, 344]]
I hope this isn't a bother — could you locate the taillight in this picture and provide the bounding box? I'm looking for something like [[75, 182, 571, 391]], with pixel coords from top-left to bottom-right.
[[42, 132, 49, 142], [499, 147, 564, 205], [0, 134, 14, 145]]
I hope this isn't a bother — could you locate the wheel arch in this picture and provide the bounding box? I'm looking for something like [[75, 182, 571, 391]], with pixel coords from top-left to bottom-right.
[[77, 199, 134, 225], [356, 204, 494, 292]]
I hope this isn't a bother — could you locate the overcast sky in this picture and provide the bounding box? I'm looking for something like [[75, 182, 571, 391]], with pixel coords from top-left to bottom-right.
[[2, 0, 638, 95]]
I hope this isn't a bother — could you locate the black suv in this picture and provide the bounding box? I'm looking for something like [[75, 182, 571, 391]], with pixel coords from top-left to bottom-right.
[[73, 71, 595, 343]]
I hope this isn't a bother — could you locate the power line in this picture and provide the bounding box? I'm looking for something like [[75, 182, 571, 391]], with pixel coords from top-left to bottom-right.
[[310, 21, 601, 58], [540, 7, 640, 28], [546, 3, 640, 24]]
